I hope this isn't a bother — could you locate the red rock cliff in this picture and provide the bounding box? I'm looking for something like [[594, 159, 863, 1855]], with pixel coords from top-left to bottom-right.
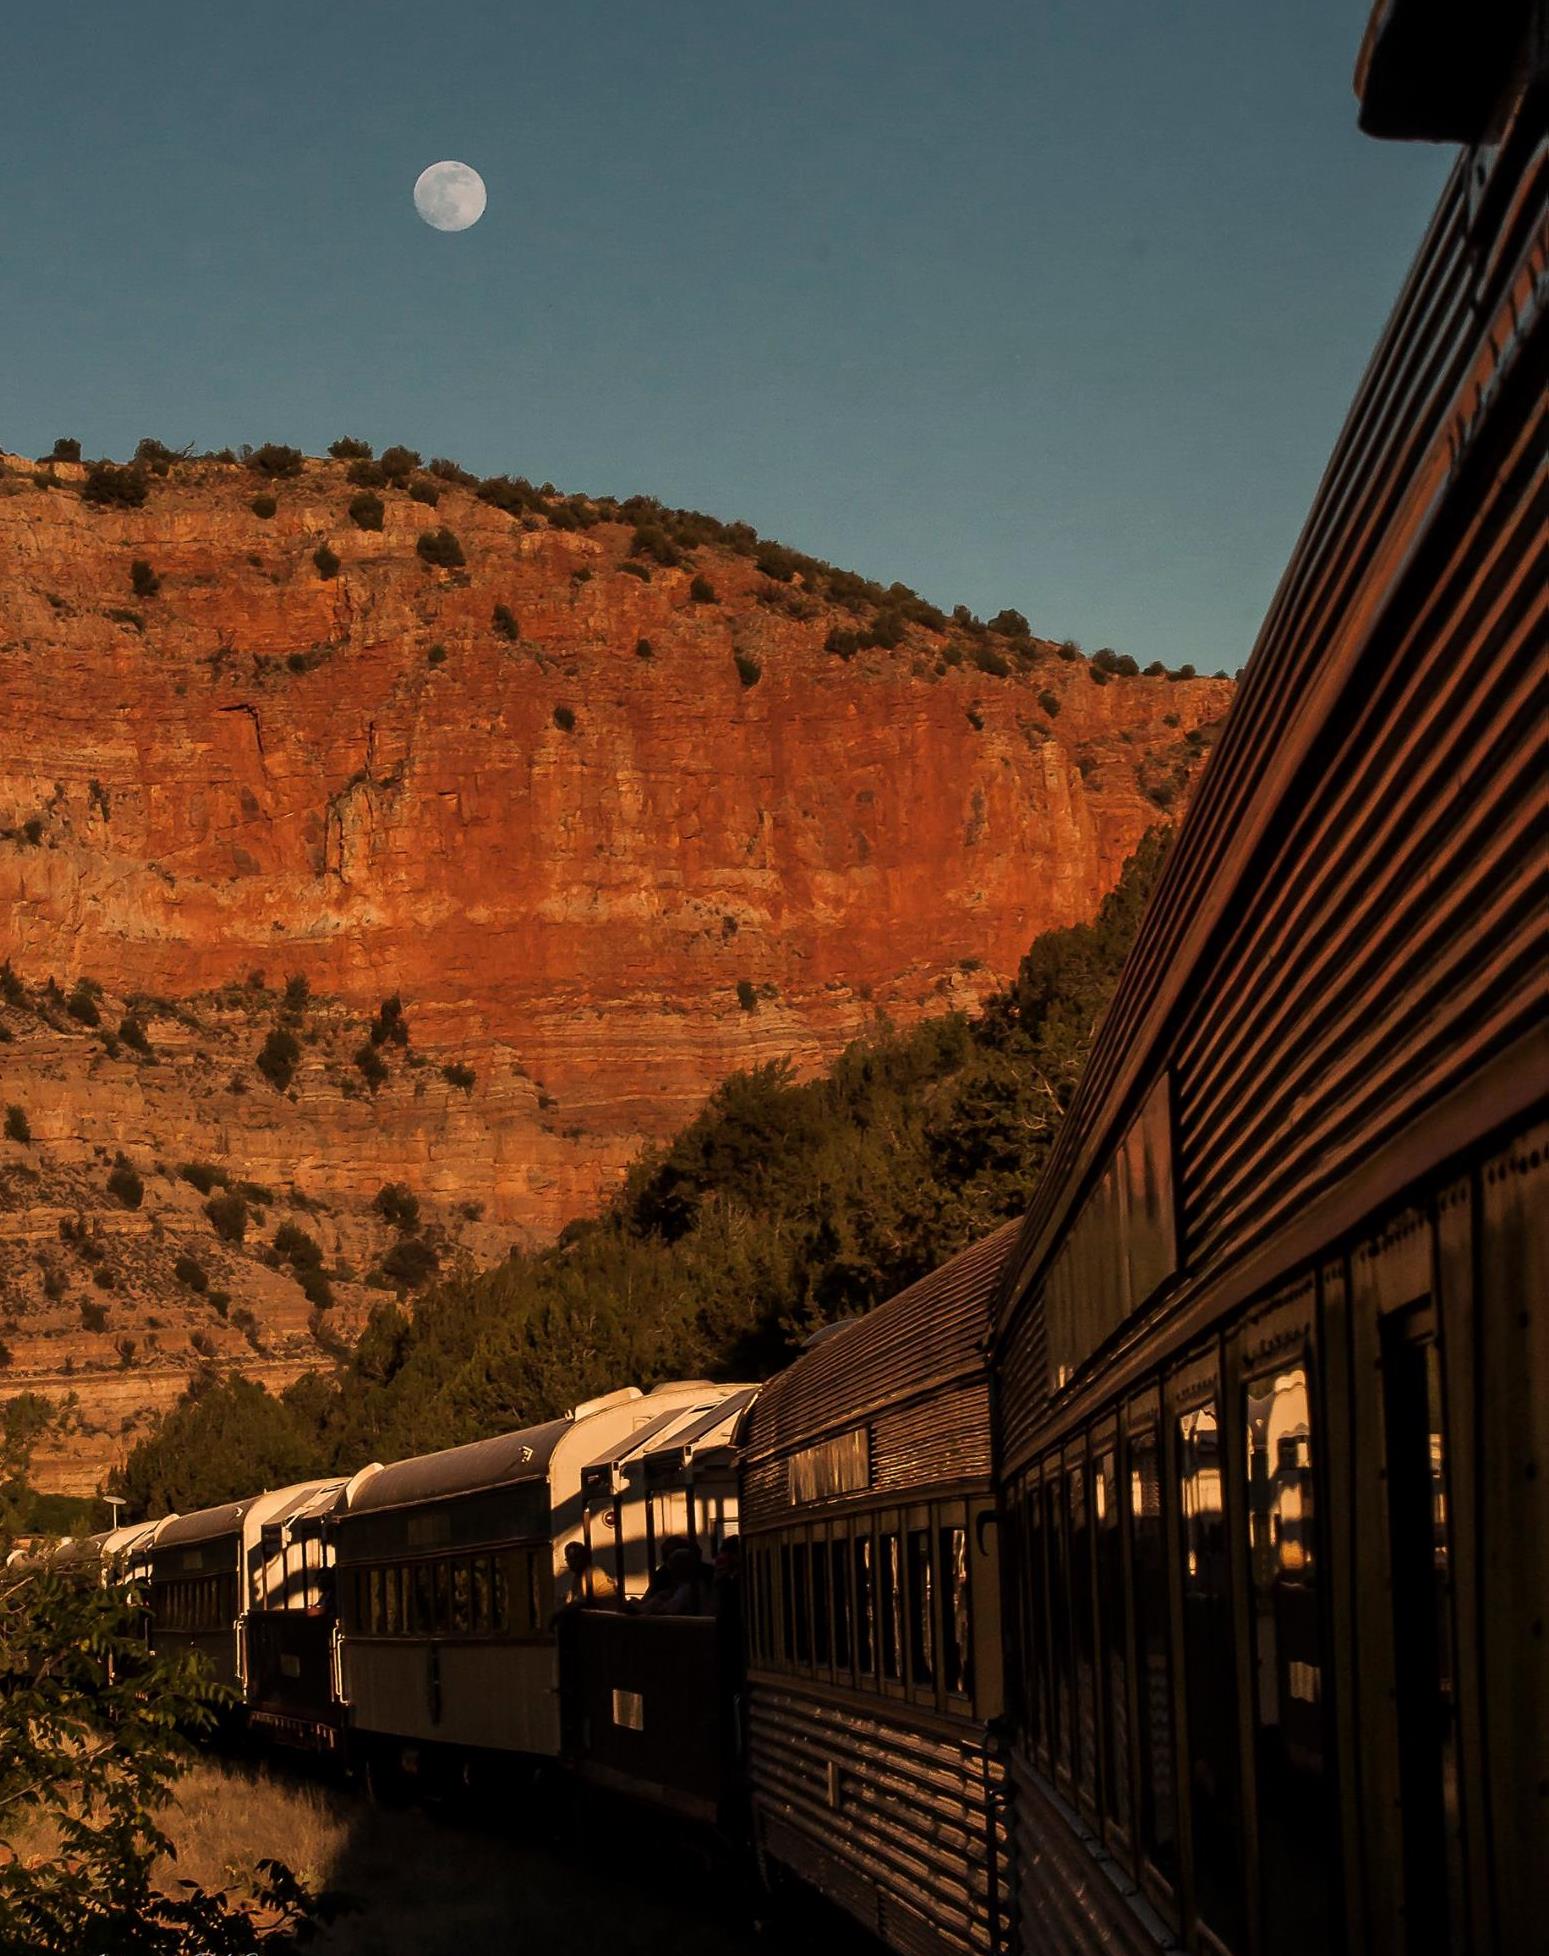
[[1, 450, 1229, 1234]]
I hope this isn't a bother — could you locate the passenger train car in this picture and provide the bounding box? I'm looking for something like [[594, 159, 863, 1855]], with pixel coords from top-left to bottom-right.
[[738, 1223, 1016, 1955], [12, 10, 1540, 1953], [990, 9, 1547, 1956], [330, 1380, 754, 1777]]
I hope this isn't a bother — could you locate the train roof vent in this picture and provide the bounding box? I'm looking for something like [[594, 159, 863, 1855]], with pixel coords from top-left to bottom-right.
[[570, 1385, 644, 1420]]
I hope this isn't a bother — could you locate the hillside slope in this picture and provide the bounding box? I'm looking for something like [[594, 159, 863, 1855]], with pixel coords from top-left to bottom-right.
[[0, 443, 1231, 1491]]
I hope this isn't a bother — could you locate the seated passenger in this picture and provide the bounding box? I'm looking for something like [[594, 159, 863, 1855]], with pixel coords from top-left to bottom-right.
[[558, 1539, 617, 1610], [643, 1542, 713, 1616], [640, 1535, 690, 1611]]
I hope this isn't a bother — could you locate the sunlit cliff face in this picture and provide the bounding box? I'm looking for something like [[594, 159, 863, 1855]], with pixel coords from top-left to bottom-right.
[[0, 448, 1231, 1488]]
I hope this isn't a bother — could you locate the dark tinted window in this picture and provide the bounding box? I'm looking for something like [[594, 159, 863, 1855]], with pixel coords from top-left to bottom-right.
[[941, 1526, 972, 1698], [792, 1543, 811, 1664], [413, 1561, 434, 1634], [1023, 1483, 1050, 1754], [451, 1560, 471, 1635], [907, 1529, 935, 1687], [1046, 1473, 1073, 1775], [854, 1534, 875, 1676], [1096, 1448, 1131, 1836], [1129, 1423, 1178, 1889], [432, 1558, 450, 1633], [1383, 1306, 1465, 1953], [879, 1532, 902, 1682], [472, 1556, 492, 1635], [1178, 1399, 1244, 1948], [492, 1555, 510, 1633], [1068, 1460, 1098, 1806], [831, 1539, 852, 1670], [812, 1538, 831, 1666], [1246, 1360, 1334, 1955], [779, 1544, 795, 1664]]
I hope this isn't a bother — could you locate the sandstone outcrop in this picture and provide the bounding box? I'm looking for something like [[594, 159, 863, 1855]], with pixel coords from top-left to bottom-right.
[[0, 448, 1231, 1489]]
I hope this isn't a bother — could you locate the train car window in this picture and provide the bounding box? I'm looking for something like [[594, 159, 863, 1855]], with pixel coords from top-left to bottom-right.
[[472, 1555, 492, 1635], [744, 1551, 758, 1661], [779, 1544, 795, 1665], [831, 1535, 852, 1671], [753, 1548, 769, 1662], [1381, 1303, 1467, 1951], [1068, 1457, 1099, 1807], [413, 1560, 434, 1634], [792, 1542, 812, 1665], [451, 1560, 471, 1635], [385, 1566, 401, 1635], [1177, 1398, 1245, 1950], [1244, 1358, 1333, 1955], [854, 1532, 876, 1678], [1095, 1446, 1132, 1840], [941, 1525, 972, 1699], [492, 1556, 509, 1633], [1046, 1470, 1073, 1777], [879, 1531, 903, 1682], [812, 1532, 831, 1666], [527, 1550, 544, 1633], [1128, 1422, 1179, 1893], [432, 1558, 450, 1634], [907, 1528, 935, 1688], [368, 1567, 384, 1636], [1023, 1480, 1050, 1758]]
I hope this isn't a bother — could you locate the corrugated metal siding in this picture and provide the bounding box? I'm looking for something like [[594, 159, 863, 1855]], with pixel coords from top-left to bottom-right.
[[995, 109, 1546, 1442], [745, 1223, 1018, 1470], [1009, 1754, 1173, 1956], [751, 1684, 1010, 1954], [741, 1456, 791, 1529], [872, 1385, 992, 1491]]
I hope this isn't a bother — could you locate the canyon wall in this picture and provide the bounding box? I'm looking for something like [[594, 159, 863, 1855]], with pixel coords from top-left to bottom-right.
[[0, 449, 1231, 1488]]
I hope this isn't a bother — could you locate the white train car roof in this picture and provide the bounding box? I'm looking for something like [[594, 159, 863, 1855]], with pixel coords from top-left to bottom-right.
[[345, 1381, 742, 1520], [624, 1385, 760, 1484], [152, 1477, 350, 1555]]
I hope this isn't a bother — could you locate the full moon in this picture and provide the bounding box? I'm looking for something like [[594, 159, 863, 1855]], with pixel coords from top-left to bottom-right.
[[413, 161, 487, 232]]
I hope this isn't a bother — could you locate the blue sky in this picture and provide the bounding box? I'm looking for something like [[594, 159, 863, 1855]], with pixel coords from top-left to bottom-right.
[[1, 2, 1449, 671]]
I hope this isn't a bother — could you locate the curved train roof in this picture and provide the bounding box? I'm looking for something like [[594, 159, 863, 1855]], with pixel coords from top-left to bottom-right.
[[344, 1418, 573, 1515], [155, 1498, 252, 1549], [742, 1220, 1020, 1463]]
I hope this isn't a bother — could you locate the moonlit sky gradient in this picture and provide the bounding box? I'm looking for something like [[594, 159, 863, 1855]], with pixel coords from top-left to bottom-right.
[[0, 2, 1449, 671]]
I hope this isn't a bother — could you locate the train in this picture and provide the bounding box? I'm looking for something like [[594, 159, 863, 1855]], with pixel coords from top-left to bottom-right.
[[13, 6, 1545, 1953]]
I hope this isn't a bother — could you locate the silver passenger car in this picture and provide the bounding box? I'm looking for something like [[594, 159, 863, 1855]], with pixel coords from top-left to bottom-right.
[[331, 1381, 736, 1764]]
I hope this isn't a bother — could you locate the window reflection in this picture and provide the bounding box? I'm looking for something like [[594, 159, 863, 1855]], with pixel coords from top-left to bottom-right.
[[854, 1534, 875, 1675], [1068, 1463, 1098, 1806], [1245, 1361, 1333, 1955], [1096, 1448, 1131, 1836], [941, 1526, 972, 1698], [1178, 1400, 1245, 1949], [1130, 1424, 1177, 1887], [907, 1529, 935, 1687], [879, 1533, 903, 1682]]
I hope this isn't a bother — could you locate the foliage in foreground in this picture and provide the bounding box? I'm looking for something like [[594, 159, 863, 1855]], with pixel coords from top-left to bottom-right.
[[0, 1559, 336, 1952], [117, 831, 1171, 1514]]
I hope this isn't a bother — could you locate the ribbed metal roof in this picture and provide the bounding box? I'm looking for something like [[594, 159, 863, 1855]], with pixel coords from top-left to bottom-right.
[[742, 1221, 1019, 1462], [344, 1417, 572, 1514], [155, 1499, 250, 1549]]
